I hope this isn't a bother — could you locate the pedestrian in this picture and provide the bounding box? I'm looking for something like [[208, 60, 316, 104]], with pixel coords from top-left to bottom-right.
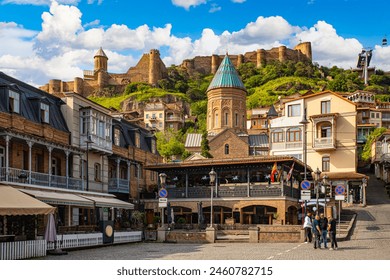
[[303, 212, 313, 243], [328, 216, 338, 250], [319, 213, 328, 249], [312, 214, 321, 249]]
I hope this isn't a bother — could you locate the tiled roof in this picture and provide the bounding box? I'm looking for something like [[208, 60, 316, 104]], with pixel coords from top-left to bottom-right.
[[94, 47, 108, 58], [184, 133, 202, 148], [207, 55, 246, 92]]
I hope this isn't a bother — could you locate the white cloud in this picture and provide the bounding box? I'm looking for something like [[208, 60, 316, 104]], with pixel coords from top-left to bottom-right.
[[171, 0, 207, 10], [372, 45, 390, 71], [231, 0, 246, 3], [209, 3, 221, 13], [293, 21, 363, 69]]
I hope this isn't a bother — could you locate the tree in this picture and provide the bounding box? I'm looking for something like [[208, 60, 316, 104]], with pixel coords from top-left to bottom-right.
[[156, 129, 185, 161], [361, 127, 387, 161], [200, 131, 212, 158]]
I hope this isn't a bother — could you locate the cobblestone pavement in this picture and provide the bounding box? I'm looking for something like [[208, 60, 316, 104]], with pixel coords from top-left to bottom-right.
[[41, 174, 390, 260]]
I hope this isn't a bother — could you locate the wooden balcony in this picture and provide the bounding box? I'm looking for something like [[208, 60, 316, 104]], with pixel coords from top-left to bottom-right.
[[313, 137, 336, 151]]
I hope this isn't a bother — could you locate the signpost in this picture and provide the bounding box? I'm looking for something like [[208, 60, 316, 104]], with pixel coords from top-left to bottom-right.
[[301, 180, 311, 190], [300, 190, 311, 201], [158, 198, 167, 208], [334, 184, 345, 234]]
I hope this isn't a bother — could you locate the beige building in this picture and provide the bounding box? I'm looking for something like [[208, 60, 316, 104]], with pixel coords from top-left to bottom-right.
[[270, 90, 367, 207], [144, 101, 185, 132]]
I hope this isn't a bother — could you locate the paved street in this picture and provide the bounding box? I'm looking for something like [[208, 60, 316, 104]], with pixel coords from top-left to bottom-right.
[[41, 173, 390, 260]]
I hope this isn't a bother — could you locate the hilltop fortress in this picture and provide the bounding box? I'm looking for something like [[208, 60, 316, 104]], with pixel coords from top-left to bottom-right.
[[40, 42, 312, 97]]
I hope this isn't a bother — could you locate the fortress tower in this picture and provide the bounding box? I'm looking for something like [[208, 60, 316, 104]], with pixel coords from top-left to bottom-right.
[[94, 47, 108, 73], [149, 49, 161, 86]]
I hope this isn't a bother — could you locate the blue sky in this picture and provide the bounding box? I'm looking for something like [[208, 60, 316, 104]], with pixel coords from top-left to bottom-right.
[[0, 0, 389, 86]]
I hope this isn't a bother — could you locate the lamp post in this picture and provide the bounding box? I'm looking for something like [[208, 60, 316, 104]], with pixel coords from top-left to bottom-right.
[[209, 168, 216, 227], [300, 108, 309, 180], [313, 167, 321, 214], [322, 174, 329, 217], [159, 173, 167, 227], [362, 177, 367, 207]]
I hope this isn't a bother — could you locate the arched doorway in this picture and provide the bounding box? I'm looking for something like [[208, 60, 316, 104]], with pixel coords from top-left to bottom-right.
[[203, 206, 232, 224], [286, 206, 298, 225]]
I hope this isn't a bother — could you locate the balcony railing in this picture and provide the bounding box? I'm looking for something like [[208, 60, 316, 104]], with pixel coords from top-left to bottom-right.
[[0, 167, 83, 191], [165, 116, 183, 122], [314, 137, 335, 150], [158, 182, 297, 199], [271, 142, 302, 150], [108, 178, 130, 194], [380, 153, 390, 163]]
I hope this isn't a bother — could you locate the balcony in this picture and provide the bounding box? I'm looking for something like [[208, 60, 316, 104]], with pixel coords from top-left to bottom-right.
[[165, 116, 183, 123], [0, 167, 83, 191], [313, 137, 336, 150], [151, 183, 299, 199], [108, 178, 130, 194], [149, 116, 158, 122], [271, 141, 302, 151], [80, 133, 112, 154]]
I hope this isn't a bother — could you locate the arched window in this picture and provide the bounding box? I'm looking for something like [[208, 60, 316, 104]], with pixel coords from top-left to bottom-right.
[[224, 144, 229, 155]]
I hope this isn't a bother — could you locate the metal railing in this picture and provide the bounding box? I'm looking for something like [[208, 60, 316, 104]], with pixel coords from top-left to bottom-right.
[[108, 178, 130, 193], [0, 167, 83, 191]]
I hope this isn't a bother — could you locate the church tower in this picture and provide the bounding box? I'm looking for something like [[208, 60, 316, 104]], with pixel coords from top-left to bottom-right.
[[206, 54, 247, 136], [94, 47, 108, 73]]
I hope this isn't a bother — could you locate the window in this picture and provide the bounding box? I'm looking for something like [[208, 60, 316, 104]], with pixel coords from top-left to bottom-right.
[[9, 90, 20, 113], [159, 122, 162, 127], [98, 120, 105, 138], [272, 130, 284, 142], [80, 111, 90, 135], [135, 132, 141, 148], [152, 113, 156, 119], [51, 158, 58, 175], [320, 124, 331, 138], [215, 113, 218, 127], [145, 114, 149, 119], [224, 112, 228, 126], [322, 156, 330, 172], [370, 112, 375, 118], [94, 163, 101, 181], [286, 128, 301, 142], [114, 128, 121, 146], [376, 113, 380, 118], [321, 101, 331, 114], [224, 144, 229, 155], [159, 113, 163, 118], [288, 104, 301, 117], [40, 103, 50, 123], [235, 113, 238, 126]]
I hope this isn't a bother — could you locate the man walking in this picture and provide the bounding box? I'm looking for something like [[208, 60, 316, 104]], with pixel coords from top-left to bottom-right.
[[303, 212, 312, 243], [312, 214, 321, 249], [328, 216, 338, 250]]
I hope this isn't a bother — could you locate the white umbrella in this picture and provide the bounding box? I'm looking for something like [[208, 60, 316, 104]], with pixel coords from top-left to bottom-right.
[[44, 213, 57, 243]]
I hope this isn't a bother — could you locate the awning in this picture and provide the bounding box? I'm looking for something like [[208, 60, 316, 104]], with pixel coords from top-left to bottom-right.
[[80, 195, 134, 209], [0, 186, 55, 216], [19, 189, 94, 208], [319, 172, 367, 181]]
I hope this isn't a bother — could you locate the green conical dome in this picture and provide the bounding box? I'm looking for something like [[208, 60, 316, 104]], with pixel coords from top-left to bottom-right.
[[207, 55, 246, 92]]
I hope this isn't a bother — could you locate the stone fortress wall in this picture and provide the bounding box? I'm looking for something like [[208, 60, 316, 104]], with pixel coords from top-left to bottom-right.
[[40, 42, 311, 98]]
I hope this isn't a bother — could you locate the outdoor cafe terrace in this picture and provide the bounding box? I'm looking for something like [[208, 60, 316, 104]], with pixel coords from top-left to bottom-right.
[[143, 156, 312, 200]]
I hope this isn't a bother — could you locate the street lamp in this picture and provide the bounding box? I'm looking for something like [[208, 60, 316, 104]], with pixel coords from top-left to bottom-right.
[[159, 173, 167, 227], [300, 108, 309, 180], [209, 168, 216, 227], [362, 177, 367, 207], [322, 174, 329, 216], [313, 167, 321, 214]]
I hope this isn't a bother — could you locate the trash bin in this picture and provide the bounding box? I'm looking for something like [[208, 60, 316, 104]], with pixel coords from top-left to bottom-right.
[[100, 220, 114, 244]]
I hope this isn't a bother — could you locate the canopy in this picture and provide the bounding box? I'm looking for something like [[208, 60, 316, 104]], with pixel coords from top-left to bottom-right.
[[0, 186, 55, 215], [80, 195, 134, 209], [20, 189, 94, 208]]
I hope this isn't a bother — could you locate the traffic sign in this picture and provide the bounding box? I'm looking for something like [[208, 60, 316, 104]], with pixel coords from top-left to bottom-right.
[[335, 185, 345, 195], [300, 190, 311, 201], [335, 195, 345, 201], [301, 180, 311, 190], [158, 198, 167, 208], [159, 188, 168, 198]]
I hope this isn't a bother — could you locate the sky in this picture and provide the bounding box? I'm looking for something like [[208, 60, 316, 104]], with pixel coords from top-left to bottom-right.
[[0, 0, 389, 87]]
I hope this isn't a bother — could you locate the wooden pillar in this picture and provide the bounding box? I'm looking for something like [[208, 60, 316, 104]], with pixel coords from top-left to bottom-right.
[[240, 209, 244, 224], [27, 141, 33, 184], [4, 135, 10, 181], [185, 172, 189, 198], [48, 146, 53, 187], [65, 150, 70, 188]]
